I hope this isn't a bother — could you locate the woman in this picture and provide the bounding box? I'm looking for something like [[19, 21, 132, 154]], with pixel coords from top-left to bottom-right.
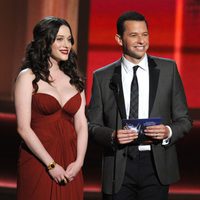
[[14, 16, 88, 200]]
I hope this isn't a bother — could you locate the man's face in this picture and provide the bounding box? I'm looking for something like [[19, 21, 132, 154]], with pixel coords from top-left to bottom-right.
[[116, 20, 149, 64]]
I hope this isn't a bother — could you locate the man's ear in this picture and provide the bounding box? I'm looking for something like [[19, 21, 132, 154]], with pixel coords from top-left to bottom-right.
[[115, 34, 123, 46]]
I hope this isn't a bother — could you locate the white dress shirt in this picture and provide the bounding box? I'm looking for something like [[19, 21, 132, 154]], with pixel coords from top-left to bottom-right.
[[121, 55, 149, 120]]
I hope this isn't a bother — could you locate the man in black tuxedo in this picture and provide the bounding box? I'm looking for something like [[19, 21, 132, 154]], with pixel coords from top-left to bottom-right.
[[87, 11, 192, 200]]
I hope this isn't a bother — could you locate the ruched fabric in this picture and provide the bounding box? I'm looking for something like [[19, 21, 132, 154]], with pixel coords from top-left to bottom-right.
[[17, 92, 83, 200]]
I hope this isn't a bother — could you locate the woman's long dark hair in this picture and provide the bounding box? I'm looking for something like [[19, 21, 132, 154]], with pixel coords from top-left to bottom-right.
[[21, 16, 84, 92]]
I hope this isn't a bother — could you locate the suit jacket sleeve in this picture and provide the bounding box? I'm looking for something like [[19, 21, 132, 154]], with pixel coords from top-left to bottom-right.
[[166, 62, 192, 146], [87, 72, 114, 148]]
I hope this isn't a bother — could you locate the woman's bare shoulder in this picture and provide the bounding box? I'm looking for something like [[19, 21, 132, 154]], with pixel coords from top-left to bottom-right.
[[16, 68, 35, 82]]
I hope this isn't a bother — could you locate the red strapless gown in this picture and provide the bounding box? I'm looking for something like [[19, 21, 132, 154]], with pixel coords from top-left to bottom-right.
[[17, 92, 83, 200]]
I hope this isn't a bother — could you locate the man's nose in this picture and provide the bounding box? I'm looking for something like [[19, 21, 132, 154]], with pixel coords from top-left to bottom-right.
[[137, 35, 145, 43]]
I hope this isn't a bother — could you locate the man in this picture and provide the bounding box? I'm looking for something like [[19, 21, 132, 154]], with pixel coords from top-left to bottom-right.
[[87, 11, 192, 200]]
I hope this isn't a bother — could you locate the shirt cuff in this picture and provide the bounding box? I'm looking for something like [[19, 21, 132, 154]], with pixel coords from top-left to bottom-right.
[[162, 126, 172, 145]]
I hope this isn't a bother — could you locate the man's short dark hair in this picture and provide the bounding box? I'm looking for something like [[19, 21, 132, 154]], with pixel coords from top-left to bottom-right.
[[117, 11, 148, 36]]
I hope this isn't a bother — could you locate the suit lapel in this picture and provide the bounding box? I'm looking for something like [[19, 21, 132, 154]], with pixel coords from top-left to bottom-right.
[[112, 61, 127, 119], [148, 56, 160, 116]]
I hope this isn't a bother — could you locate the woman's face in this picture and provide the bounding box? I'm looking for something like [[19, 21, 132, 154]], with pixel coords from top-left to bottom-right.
[[51, 25, 72, 62]]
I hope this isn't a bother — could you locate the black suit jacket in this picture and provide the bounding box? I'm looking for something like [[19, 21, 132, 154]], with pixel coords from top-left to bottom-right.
[[87, 55, 192, 194]]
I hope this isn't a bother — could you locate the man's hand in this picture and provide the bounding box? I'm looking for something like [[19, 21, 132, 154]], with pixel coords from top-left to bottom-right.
[[144, 124, 169, 140], [114, 129, 138, 144]]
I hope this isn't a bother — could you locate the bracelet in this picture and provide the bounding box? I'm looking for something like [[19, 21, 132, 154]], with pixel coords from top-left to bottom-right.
[[47, 161, 56, 170]]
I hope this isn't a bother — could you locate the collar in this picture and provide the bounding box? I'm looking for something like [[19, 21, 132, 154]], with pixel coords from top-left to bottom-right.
[[122, 54, 148, 74]]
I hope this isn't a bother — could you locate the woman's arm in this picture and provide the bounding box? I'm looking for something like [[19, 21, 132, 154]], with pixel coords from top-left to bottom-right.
[[65, 91, 88, 180], [14, 69, 68, 183]]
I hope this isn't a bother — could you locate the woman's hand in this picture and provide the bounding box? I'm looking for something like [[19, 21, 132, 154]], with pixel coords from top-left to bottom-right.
[[48, 163, 69, 185], [65, 161, 82, 182]]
